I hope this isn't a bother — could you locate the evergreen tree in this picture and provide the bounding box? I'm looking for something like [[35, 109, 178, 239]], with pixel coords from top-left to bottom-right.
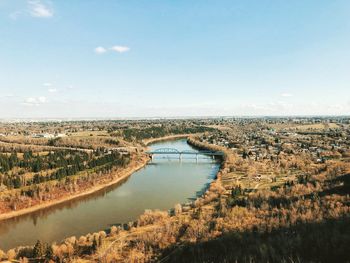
[[91, 237, 98, 252], [45, 244, 54, 260], [33, 240, 44, 258]]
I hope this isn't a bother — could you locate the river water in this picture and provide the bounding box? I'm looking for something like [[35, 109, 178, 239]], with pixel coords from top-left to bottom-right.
[[0, 139, 220, 250]]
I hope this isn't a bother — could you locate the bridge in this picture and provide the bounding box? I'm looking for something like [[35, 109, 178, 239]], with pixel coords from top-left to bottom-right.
[[146, 148, 224, 161]]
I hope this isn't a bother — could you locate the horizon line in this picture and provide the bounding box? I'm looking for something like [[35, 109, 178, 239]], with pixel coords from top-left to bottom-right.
[[1, 114, 350, 123]]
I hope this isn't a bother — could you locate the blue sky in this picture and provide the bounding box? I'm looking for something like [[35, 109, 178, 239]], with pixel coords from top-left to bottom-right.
[[0, 0, 350, 118]]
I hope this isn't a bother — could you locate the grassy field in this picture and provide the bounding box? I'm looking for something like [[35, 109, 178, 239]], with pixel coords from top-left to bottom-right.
[[69, 130, 110, 137], [221, 168, 298, 192]]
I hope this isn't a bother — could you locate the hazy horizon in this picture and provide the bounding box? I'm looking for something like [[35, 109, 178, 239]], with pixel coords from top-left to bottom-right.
[[1, 114, 350, 123], [1, 0, 350, 118]]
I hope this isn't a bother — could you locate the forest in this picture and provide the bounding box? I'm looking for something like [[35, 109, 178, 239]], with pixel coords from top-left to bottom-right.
[[122, 125, 216, 141], [0, 146, 132, 216], [0, 149, 129, 190]]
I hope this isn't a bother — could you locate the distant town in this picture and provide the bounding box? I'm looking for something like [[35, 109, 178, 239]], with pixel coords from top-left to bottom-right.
[[0, 117, 349, 262]]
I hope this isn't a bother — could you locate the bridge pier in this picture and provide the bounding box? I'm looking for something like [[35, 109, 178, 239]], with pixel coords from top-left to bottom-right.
[[196, 153, 198, 162], [179, 153, 182, 161]]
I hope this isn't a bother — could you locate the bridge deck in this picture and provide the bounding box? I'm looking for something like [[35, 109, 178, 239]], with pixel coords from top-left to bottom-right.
[[146, 148, 224, 156]]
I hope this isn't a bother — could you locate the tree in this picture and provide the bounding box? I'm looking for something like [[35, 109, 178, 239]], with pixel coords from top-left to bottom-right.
[[45, 244, 54, 261], [174, 203, 182, 216], [33, 240, 44, 258], [7, 249, 16, 260], [0, 249, 6, 260], [91, 237, 98, 253], [19, 257, 29, 263], [231, 185, 242, 198]]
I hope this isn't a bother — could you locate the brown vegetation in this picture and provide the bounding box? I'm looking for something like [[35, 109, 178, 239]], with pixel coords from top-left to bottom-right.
[[1, 118, 350, 262]]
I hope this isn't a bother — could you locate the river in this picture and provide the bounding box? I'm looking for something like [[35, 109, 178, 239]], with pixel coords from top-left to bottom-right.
[[0, 139, 220, 250]]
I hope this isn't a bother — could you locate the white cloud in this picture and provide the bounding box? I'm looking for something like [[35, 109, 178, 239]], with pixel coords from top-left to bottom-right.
[[94, 46, 107, 54], [22, 96, 47, 106], [23, 97, 37, 106], [28, 0, 53, 18], [110, 46, 130, 53], [281, 93, 293, 97], [95, 45, 130, 55], [48, 88, 57, 93], [43, 83, 56, 92]]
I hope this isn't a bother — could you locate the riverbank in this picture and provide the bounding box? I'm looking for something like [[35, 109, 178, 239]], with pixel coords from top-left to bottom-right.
[[1, 136, 227, 257], [0, 135, 201, 222], [187, 136, 234, 190], [0, 153, 149, 222], [143, 134, 201, 146], [1, 136, 224, 252], [92, 138, 229, 261]]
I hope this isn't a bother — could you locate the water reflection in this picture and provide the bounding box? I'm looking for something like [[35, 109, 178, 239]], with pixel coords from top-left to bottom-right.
[[0, 139, 220, 250]]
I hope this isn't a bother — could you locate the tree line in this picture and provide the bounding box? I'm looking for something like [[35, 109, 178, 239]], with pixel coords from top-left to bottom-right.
[[123, 125, 216, 141], [0, 149, 129, 190]]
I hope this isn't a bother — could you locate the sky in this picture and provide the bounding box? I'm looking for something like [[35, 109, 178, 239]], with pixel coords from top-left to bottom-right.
[[0, 0, 350, 118]]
